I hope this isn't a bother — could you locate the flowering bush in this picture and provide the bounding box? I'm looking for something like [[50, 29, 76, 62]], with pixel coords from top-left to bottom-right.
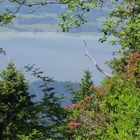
[[124, 53, 140, 86], [64, 56, 140, 139]]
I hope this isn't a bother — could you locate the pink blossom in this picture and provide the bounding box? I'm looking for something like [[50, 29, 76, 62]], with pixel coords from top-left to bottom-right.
[[136, 54, 140, 58], [130, 53, 134, 57], [70, 121, 80, 128], [68, 104, 77, 108], [71, 104, 77, 107], [64, 106, 69, 110], [64, 104, 77, 110], [127, 68, 135, 73]]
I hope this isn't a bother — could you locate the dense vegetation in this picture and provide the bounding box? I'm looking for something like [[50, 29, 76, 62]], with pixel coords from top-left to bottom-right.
[[0, 0, 140, 139]]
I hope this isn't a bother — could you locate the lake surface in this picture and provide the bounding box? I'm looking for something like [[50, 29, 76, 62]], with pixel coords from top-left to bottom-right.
[[0, 32, 119, 84]]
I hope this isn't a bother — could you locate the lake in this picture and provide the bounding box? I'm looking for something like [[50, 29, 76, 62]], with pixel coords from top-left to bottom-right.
[[0, 32, 119, 84]]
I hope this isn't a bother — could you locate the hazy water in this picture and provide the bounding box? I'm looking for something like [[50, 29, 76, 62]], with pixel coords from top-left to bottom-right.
[[0, 32, 119, 84]]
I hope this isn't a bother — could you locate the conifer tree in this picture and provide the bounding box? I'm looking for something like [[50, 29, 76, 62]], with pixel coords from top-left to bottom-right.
[[0, 62, 36, 140], [25, 64, 66, 139], [72, 70, 93, 103]]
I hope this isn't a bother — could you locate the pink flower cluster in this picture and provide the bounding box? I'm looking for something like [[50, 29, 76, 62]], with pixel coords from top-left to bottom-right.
[[125, 53, 140, 78], [64, 104, 77, 110], [130, 53, 140, 58], [129, 53, 140, 64], [70, 121, 80, 128]]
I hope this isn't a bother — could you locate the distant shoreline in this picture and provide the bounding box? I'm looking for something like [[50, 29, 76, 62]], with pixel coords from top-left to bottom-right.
[[0, 32, 102, 40]]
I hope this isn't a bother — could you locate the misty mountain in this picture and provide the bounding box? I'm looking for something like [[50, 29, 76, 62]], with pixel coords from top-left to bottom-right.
[[0, 1, 110, 32]]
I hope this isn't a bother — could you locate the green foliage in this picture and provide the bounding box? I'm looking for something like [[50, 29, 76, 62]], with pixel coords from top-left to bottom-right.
[[0, 62, 67, 140], [99, 75, 140, 139], [65, 73, 140, 139], [0, 62, 35, 139], [0, 0, 102, 29], [64, 53, 140, 139], [25, 64, 67, 139], [59, 0, 101, 31], [100, 1, 140, 73], [59, 0, 140, 74], [0, 13, 15, 25], [72, 70, 93, 103], [0, 0, 140, 139], [17, 129, 46, 140]]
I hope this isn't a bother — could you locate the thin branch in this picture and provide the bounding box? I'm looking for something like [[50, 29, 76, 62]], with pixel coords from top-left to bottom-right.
[[5, 0, 62, 15], [29, 5, 42, 13], [19, 0, 63, 7], [83, 40, 111, 77], [10, 0, 27, 16]]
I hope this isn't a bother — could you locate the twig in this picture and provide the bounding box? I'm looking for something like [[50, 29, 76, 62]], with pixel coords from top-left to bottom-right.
[[12, 0, 27, 16], [83, 40, 111, 77]]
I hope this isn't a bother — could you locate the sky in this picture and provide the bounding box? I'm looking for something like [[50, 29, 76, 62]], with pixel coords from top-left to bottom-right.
[[0, 32, 119, 84]]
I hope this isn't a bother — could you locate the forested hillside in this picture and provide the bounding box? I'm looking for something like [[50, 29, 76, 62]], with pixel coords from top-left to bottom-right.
[[29, 81, 78, 105]]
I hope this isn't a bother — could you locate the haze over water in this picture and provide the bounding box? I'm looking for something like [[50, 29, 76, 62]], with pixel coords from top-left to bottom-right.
[[0, 32, 119, 84]]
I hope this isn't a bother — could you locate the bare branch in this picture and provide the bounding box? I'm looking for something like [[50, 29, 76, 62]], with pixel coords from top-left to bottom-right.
[[29, 5, 42, 13], [18, 0, 63, 7], [83, 40, 111, 77], [14, 0, 27, 15]]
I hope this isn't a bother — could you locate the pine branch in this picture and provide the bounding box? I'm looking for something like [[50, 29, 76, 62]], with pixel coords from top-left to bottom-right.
[[0, 48, 6, 55]]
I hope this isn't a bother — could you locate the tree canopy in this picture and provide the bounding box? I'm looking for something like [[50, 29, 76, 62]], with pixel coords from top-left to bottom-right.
[[0, 62, 35, 139]]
